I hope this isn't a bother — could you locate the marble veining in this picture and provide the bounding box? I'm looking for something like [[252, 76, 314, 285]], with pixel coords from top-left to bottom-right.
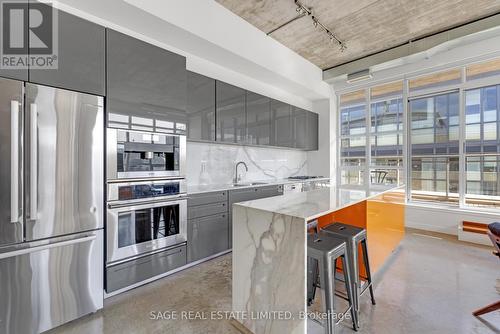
[[232, 206, 306, 334], [187, 142, 308, 186]]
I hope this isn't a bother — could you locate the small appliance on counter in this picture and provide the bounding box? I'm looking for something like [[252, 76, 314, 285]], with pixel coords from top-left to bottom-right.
[[285, 176, 330, 193], [105, 123, 188, 294]]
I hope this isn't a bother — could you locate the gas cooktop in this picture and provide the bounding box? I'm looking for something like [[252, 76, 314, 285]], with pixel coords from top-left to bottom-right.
[[287, 176, 324, 180]]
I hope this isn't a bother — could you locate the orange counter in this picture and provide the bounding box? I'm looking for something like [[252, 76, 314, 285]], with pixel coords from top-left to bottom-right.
[[317, 188, 405, 274]]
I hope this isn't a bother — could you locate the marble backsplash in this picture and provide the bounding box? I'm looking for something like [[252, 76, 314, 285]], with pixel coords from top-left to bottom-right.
[[186, 141, 308, 185]]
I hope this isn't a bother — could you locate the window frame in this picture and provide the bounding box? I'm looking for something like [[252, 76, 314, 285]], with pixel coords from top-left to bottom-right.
[[337, 57, 500, 212]]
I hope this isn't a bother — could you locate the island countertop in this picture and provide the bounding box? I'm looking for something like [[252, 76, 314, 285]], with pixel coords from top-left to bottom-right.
[[234, 185, 405, 221], [231, 184, 406, 334]]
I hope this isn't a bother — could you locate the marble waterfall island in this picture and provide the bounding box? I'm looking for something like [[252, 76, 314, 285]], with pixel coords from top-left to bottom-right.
[[232, 186, 405, 334]]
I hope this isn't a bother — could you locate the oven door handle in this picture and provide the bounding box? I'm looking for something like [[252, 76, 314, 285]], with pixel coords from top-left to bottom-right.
[[107, 198, 187, 210]]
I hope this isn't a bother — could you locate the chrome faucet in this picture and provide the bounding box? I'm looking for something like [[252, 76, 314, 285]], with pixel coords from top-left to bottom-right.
[[234, 161, 248, 184]]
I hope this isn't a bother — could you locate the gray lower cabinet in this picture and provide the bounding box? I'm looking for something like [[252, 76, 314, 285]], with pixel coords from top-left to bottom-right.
[[106, 245, 186, 293], [216, 81, 246, 143], [188, 191, 227, 207], [187, 191, 229, 263], [246, 92, 271, 146], [187, 71, 215, 141], [29, 4, 105, 95], [228, 185, 284, 248], [188, 213, 229, 263], [188, 201, 227, 220], [106, 29, 187, 132]]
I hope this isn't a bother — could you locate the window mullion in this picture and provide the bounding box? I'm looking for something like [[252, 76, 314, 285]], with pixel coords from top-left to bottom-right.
[[403, 79, 411, 202], [459, 66, 466, 208], [366, 88, 371, 193]]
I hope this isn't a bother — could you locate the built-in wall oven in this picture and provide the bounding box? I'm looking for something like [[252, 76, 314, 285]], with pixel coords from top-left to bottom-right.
[[106, 179, 187, 265], [107, 128, 186, 180]]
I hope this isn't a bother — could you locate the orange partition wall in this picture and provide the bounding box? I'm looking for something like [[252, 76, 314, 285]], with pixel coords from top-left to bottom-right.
[[316, 188, 405, 275], [365, 190, 405, 273]]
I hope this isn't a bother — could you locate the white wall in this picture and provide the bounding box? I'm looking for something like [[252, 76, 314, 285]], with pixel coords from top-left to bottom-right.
[[307, 97, 336, 180]]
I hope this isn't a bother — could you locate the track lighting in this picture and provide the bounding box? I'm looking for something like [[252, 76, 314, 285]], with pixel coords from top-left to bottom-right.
[[267, 0, 346, 52]]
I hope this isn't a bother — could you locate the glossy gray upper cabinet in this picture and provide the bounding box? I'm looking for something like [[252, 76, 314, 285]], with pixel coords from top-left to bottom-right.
[[307, 111, 319, 150], [216, 81, 246, 143], [187, 71, 215, 141], [29, 5, 105, 95], [0, 0, 27, 81], [293, 107, 308, 149], [106, 29, 187, 133], [271, 99, 293, 148], [246, 92, 271, 146]]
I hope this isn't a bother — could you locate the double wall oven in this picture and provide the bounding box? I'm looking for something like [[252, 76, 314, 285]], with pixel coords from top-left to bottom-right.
[[106, 126, 188, 293]]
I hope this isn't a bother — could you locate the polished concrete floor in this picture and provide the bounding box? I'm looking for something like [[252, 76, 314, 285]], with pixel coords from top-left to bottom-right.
[[49, 229, 500, 334]]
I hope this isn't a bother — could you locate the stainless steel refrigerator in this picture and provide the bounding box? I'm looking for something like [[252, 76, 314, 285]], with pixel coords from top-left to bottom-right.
[[0, 77, 104, 334]]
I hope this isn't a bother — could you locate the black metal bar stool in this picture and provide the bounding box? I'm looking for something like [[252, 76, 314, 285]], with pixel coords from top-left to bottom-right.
[[322, 223, 376, 329], [307, 231, 357, 333]]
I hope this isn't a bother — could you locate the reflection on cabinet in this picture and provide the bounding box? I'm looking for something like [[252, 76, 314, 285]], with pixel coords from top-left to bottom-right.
[[216, 81, 246, 143], [186, 76, 318, 150], [187, 71, 215, 141], [15, 4, 105, 94], [307, 111, 319, 150], [188, 213, 229, 263], [106, 29, 187, 133], [246, 92, 271, 145], [271, 99, 293, 148], [293, 106, 308, 149]]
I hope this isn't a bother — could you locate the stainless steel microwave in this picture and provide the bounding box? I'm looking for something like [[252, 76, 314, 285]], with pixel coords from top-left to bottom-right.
[[107, 128, 186, 180]]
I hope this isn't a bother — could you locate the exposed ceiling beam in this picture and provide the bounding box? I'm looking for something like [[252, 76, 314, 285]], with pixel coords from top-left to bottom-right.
[[323, 12, 500, 82]]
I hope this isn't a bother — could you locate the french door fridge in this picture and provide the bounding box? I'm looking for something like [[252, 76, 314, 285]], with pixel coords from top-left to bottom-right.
[[0, 77, 104, 334]]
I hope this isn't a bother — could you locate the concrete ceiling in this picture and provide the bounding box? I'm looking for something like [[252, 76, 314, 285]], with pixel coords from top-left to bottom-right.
[[215, 0, 500, 70]]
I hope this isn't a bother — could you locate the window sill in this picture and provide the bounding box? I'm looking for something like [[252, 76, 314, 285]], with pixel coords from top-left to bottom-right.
[[406, 201, 500, 216]]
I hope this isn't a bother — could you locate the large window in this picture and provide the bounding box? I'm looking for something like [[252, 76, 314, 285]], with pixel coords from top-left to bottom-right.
[[339, 82, 404, 191], [409, 91, 459, 203], [338, 57, 500, 210], [369, 81, 404, 188], [340, 90, 366, 187], [464, 84, 500, 207]]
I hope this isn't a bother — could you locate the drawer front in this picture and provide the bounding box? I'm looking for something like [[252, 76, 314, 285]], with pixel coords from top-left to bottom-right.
[[229, 187, 260, 205], [187, 213, 229, 263], [188, 201, 227, 220], [188, 191, 228, 207], [257, 185, 284, 198], [106, 245, 186, 293]]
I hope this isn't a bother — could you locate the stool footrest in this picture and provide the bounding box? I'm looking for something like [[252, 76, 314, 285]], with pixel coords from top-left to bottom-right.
[[360, 282, 373, 295]]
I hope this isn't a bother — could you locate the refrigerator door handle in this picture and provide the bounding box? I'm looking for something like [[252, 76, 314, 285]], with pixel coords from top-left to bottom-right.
[[30, 103, 38, 220], [0, 234, 97, 260], [10, 100, 20, 223]]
